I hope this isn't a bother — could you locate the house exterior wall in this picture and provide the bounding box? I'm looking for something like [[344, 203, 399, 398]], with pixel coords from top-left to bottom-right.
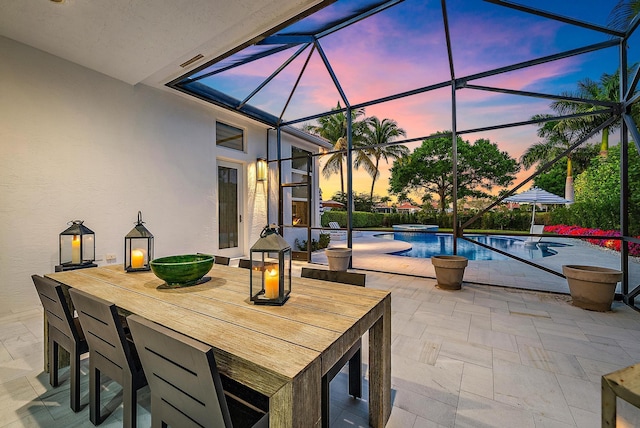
[[0, 36, 273, 310]]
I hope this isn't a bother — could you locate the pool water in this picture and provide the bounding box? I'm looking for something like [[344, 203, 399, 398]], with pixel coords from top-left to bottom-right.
[[381, 232, 564, 261]]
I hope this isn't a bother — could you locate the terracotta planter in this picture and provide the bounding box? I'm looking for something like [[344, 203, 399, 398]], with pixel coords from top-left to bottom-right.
[[562, 265, 622, 312], [325, 248, 352, 271], [431, 255, 468, 290]]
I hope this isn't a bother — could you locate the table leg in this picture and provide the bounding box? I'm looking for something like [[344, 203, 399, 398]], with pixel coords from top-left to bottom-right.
[[369, 295, 392, 427], [602, 376, 617, 427], [270, 358, 321, 427]]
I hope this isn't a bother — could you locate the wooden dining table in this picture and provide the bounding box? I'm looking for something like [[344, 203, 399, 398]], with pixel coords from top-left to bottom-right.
[[45, 264, 391, 427]]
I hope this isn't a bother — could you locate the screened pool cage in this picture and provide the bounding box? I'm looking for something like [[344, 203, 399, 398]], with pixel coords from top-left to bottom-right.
[[169, 0, 640, 307]]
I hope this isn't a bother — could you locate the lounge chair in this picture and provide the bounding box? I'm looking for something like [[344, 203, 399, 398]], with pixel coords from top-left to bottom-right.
[[328, 221, 346, 241], [526, 224, 545, 246]]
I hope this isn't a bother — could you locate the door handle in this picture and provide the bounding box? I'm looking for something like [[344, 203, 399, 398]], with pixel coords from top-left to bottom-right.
[[239, 215, 242, 223]]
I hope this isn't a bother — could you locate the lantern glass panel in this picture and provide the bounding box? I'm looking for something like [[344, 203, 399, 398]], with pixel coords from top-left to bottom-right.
[[59, 221, 95, 266], [82, 234, 95, 262], [125, 237, 153, 271]]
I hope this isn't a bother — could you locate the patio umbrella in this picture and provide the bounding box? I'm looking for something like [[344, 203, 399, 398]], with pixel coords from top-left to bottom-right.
[[504, 187, 570, 227]]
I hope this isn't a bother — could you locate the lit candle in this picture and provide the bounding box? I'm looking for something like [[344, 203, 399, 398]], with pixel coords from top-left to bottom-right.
[[131, 249, 144, 269], [264, 268, 279, 299], [71, 235, 81, 264]]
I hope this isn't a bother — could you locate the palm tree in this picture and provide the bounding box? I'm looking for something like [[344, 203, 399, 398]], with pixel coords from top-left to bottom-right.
[[304, 103, 375, 196], [360, 117, 408, 200], [550, 71, 621, 157], [521, 114, 591, 201], [608, 0, 640, 30]]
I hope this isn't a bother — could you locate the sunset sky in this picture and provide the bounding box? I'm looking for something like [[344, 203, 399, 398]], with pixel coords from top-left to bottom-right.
[[193, 0, 638, 201]]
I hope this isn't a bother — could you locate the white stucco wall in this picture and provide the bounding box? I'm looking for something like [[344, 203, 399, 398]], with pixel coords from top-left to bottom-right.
[[0, 36, 269, 311]]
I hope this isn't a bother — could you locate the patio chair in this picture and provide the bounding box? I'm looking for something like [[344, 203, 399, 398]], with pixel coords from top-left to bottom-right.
[[526, 224, 545, 246], [214, 255, 230, 266], [300, 267, 365, 428], [328, 221, 346, 241], [32, 275, 89, 412], [126, 314, 269, 428], [68, 288, 147, 428], [238, 259, 252, 269]]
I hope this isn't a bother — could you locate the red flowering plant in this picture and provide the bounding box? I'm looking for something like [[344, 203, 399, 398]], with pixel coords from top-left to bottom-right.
[[543, 225, 638, 256]]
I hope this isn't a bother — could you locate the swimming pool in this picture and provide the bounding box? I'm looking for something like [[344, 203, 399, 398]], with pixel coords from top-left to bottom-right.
[[380, 232, 564, 261]]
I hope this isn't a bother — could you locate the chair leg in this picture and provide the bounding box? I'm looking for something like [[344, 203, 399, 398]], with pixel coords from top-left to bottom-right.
[[50, 338, 58, 387], [69, 344, 81, 412], [90, 365, 101, 426], [348, 349, 362, 399], [122, 374, 137, 428], [151, 395, 163, 428], [321, 376, 330, 428]]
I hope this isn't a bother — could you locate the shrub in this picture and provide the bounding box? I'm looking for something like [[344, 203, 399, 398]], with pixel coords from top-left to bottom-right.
[[544, 224, 640, 257], [295, 232, 331, 252], [321, 211, 383, 228]]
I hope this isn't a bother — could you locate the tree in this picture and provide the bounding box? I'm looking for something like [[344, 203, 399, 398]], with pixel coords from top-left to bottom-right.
[[521, 114, 592, 201], [569, 144, 640, 234], [389, 133, 519, 213], [330, 191, 375, 212], [304, 103, 374, 195], [360, 117, 408, 200], [533, 144, 600, 196], [608, 1, 640, 30]]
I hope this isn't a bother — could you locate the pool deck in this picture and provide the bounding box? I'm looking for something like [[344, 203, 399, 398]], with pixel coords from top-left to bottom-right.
[[312, 232, 640, 295]]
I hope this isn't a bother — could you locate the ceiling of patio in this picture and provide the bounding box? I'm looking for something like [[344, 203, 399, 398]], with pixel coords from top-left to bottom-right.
[[0, 0, 329, 85], [168, 0, 636, 133]]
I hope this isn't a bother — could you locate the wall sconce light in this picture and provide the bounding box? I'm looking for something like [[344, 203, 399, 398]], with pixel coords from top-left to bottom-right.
[[249, 224, 291, 305], [124, 211, 154, 272], [256, 157, 268, 182], [57, 220, 96, 271]]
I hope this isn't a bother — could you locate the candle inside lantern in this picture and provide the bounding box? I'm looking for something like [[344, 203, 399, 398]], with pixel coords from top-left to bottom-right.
[[264, 268, 279, 299], [131, 249, 144, 269], [71, 235, 81, 264]]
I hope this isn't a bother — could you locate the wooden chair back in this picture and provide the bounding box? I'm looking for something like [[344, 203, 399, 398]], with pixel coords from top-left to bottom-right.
[[32, 275, 89, 412], [69, 288, 147, 427], [69, 288, 135, 373], [301, 267, 366, 287], [32, 275, 79, 341], [127, 314, 268, 428], [214, 255, 231, 266], [238, 259, 252, 269]]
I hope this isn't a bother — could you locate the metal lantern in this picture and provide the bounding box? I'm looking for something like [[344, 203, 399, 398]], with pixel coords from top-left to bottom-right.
[[250, 224, 291, 306], [124, 211, 154, 272], [59, 220, 95, 267]]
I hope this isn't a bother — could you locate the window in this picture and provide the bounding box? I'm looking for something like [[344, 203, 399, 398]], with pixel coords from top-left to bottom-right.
[[292, 201, 308, 226], [291, 146, 312, 227], [216, 122, 244, 151], [291, 147, 311, 171]]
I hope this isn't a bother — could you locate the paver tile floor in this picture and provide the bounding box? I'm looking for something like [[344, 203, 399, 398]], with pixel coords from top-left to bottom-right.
[[2, 264, 640, 427]]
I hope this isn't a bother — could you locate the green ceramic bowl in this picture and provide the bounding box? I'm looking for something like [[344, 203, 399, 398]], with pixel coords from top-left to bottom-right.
[[150, 254, 214, 286]]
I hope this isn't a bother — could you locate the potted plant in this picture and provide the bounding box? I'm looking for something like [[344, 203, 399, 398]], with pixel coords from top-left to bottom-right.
[[431, 255, 468, 290], [325, 247, 352, 271], [562, 265, 622, 311]]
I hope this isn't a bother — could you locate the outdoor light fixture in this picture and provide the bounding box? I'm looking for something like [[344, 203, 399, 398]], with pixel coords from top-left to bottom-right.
[[256, 157, 268, 182], [124, 211, 154, 272], [249, 224, 291, 305], [58, 220, 95, 270]]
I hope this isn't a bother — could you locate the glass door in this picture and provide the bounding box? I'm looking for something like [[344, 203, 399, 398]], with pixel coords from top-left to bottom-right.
[[217, 160, 243, 255]]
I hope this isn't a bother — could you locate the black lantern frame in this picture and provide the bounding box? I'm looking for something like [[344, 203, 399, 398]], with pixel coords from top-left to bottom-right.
[[59, 220, 95, 267], [250, 225, 291, 306], [124, 211, 154, 272]]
